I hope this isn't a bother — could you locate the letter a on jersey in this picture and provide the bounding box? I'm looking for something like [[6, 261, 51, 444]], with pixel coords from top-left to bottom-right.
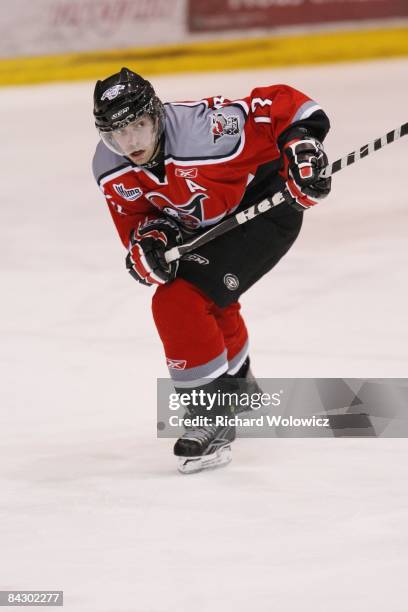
[[186, 179, 206, 193]]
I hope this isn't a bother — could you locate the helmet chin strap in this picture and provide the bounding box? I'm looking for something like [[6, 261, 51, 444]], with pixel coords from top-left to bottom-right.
[[139, 133, 164, 169]]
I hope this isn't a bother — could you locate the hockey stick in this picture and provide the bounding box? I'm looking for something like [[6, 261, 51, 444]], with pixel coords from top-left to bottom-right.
[[165, 121, 408, 264], [320, 121, 408, 178]]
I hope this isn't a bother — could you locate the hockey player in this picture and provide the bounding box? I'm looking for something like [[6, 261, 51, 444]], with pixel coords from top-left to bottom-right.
[[92, 67, 331, 473]]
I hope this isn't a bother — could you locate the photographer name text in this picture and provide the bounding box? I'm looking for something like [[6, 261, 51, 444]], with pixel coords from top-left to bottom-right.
[[169, 414, 330, 428]]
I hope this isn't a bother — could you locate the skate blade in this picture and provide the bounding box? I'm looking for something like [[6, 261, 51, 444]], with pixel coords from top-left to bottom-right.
[[177, 444, 232, 475]]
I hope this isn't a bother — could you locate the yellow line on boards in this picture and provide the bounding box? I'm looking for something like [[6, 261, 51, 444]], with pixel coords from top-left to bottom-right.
[[1, 28, 408, 86]]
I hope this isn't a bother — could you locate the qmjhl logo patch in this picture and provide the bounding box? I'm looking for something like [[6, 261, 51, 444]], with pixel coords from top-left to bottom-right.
[[113, 183, 143, 201]]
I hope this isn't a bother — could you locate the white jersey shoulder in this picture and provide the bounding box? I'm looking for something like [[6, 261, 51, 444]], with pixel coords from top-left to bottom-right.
[[164, 100, 247, 164]]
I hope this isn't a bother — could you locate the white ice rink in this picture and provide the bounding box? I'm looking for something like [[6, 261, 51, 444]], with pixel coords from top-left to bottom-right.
[[1, 59, 408, 611]]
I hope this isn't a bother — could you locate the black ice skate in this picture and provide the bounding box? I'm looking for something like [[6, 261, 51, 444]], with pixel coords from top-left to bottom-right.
[[173, 358, 260, 474], [226, 357, 263, 415], [174, 420, 236, 474]]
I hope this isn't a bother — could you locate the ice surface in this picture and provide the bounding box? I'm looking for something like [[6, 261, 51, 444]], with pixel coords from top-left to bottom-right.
[[1, 59, 408, 611]]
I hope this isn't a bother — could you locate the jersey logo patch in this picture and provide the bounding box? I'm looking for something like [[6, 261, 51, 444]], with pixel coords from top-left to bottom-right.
[[167, 358, 187, 370], [113, 183, 142, 201], [175, 168, 198, 179], [224, 273, 240, 291], [146, 192, 208, 230], [211, 112, 239, 143]]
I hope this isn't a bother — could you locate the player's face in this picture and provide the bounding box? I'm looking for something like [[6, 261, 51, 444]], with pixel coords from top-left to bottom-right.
[[102, 115, 158, 164]]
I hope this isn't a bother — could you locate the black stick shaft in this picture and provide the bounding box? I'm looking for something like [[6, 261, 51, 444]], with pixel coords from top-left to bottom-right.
[[320, 122, 408, 178], [165, 121, 408, 263], [165, 192, 285, 263]]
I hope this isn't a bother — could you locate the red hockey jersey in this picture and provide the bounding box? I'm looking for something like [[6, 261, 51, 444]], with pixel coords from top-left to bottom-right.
[[92, 85, 330, 247]]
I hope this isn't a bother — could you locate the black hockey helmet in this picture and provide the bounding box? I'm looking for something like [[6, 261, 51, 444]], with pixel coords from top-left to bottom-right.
[[93, 67, 164, 134]]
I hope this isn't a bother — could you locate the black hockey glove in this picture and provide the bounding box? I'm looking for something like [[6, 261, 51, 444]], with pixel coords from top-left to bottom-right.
[[282, 137, 331, 210], [126, 218, 183, 286]]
